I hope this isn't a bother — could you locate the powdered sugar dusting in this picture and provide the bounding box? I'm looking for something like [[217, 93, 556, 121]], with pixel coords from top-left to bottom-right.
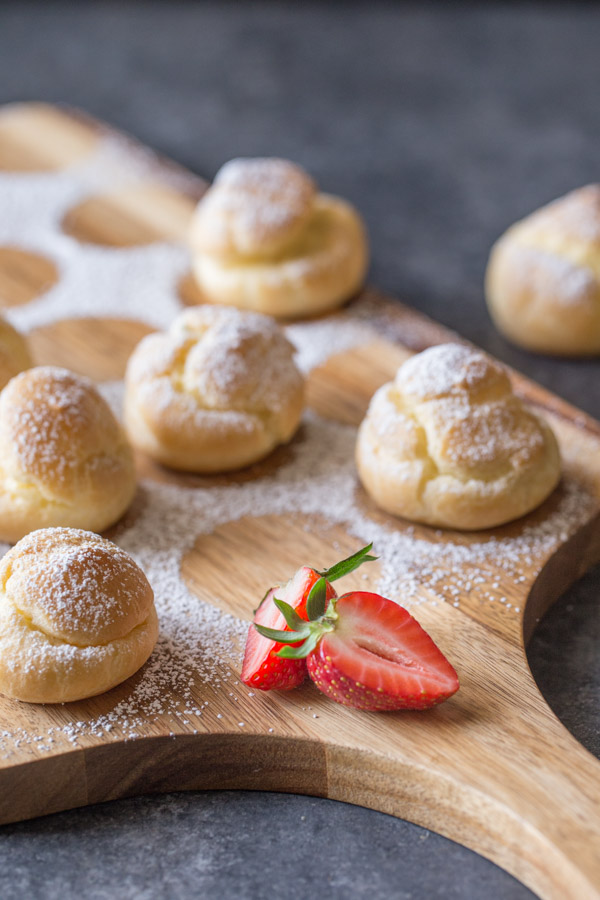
[[286, 314, 377, 373], [0, 132, 191, 334], [176, 306, 302, 415], [195, 157, 315, 257], [382, 344, 549, 471], [7, 242, 187, 334], [350, 291, 462, 352], [0, 124, 596, 759], [508, 241, 597, 309], [3, 368, 96, 479], [504, 183, 600, 309], [1, 408, 593, 757], [397, 343, 502, 401], [3, 528, 150, 643], [527, 183, 600, 246]]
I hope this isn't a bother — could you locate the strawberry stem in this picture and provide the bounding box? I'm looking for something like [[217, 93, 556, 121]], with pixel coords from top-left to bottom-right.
[[277, 630, 321, 659], [252, 543, 376, 659], [273, 597, 307, 630], [254, 623, 311, 643], [274, 599, 339, 659], [317, 543, 378, 582], [305, 576, 327, 620]]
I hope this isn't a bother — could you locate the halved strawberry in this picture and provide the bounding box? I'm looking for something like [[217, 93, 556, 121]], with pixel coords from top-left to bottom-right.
[[307, 592, 459, 710], [240, 544, 377, 691], [263, 590, 459, 711], [241, 570, 335, 691]]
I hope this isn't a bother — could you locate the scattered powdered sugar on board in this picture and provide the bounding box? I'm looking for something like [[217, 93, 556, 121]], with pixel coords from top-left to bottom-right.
[[1, 411, 593, 756], [0, 131, 196, 334], [0, 120, 596, 757], [119, 411, 592, 621], [285, 313, 378, 373], [98, 379, 126, 420], [8, 241, 188, 333], [0, 130, 199, 245], [350, 291, 463, 352]]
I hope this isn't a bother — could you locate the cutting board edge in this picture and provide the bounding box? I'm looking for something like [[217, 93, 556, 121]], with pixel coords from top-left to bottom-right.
[[2, 729, 598, 900]]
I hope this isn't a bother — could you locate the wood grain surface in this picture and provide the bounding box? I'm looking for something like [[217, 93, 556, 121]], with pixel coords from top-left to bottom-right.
[[0, 104, 599, 900]]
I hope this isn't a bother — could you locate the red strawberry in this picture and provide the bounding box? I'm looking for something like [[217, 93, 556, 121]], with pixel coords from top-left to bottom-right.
[[241, 544, 378, 691], [306, 592, 459, 710], [241, 569, 335, 691], [263, 590, 459, 711]]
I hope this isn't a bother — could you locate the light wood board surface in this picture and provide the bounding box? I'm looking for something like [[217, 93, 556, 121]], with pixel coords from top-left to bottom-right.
[[0, 103, 599, 900]]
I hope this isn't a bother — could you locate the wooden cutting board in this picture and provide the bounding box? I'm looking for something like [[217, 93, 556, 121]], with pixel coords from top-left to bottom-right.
[[0, 103, 599, 900]]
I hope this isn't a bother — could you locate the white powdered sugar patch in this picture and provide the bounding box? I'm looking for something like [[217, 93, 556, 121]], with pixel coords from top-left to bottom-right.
[[173, 306, 302, 414], [528, 184, 600, 246], [397, 343, 495, 400], [0, 132, 195, 334], [199, 157, 315, 255], [512, 241, 597, 309], [3, 529, 148, 640], [97, 379, 126, 420], [350, 291, 462, 352], [7, 241, 188, 334], [285, 314, 377, 373], [1, 410, 592, 757], [0, 128, 595, 758], [0, 131, 197, 246]]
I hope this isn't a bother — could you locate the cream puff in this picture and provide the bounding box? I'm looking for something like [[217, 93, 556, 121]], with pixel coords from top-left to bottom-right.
[[124, 305, 305, 472], [356, 343, 560, 530], [189, 157, 368, 318], [0, 527, 158, 703], [0, 366, 136, 542], [486, 185, 600, 356]]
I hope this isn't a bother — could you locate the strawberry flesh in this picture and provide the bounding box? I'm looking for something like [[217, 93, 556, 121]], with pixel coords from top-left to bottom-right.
[[241, 567, 337, 691], [306, 592, 459, 710]]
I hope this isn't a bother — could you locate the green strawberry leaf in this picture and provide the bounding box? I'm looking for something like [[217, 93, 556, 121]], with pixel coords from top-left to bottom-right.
[[273, 597, 307, 630], [318, 543, 378, 582], [277, 630, 321, 659], [306, 576, 327, 621], [254, 623, 310, 643]]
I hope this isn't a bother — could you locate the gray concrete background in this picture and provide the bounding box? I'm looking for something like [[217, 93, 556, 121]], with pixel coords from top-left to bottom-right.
[[0, 3, 598, 898]]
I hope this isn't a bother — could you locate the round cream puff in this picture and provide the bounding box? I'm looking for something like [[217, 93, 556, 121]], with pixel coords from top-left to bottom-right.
[[124, 305, 305, 472], [356, 343, 560, 530], [486, 185, 600, 356], [0, 366, 136, 542], [0, 527, 158, 703], [189, 158, 368, 318]]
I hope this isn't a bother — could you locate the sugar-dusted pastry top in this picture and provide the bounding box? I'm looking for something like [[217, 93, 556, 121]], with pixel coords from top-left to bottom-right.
[[189, 157, 368, 318], [0, 366, 136, 542], [0, 314, 32, 389], [191, 158, 317, 260], [0, 528, 158, 703], [124, 305, 305, 472], [486, 184, 600, 356], [356, 343, 561, 530]]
